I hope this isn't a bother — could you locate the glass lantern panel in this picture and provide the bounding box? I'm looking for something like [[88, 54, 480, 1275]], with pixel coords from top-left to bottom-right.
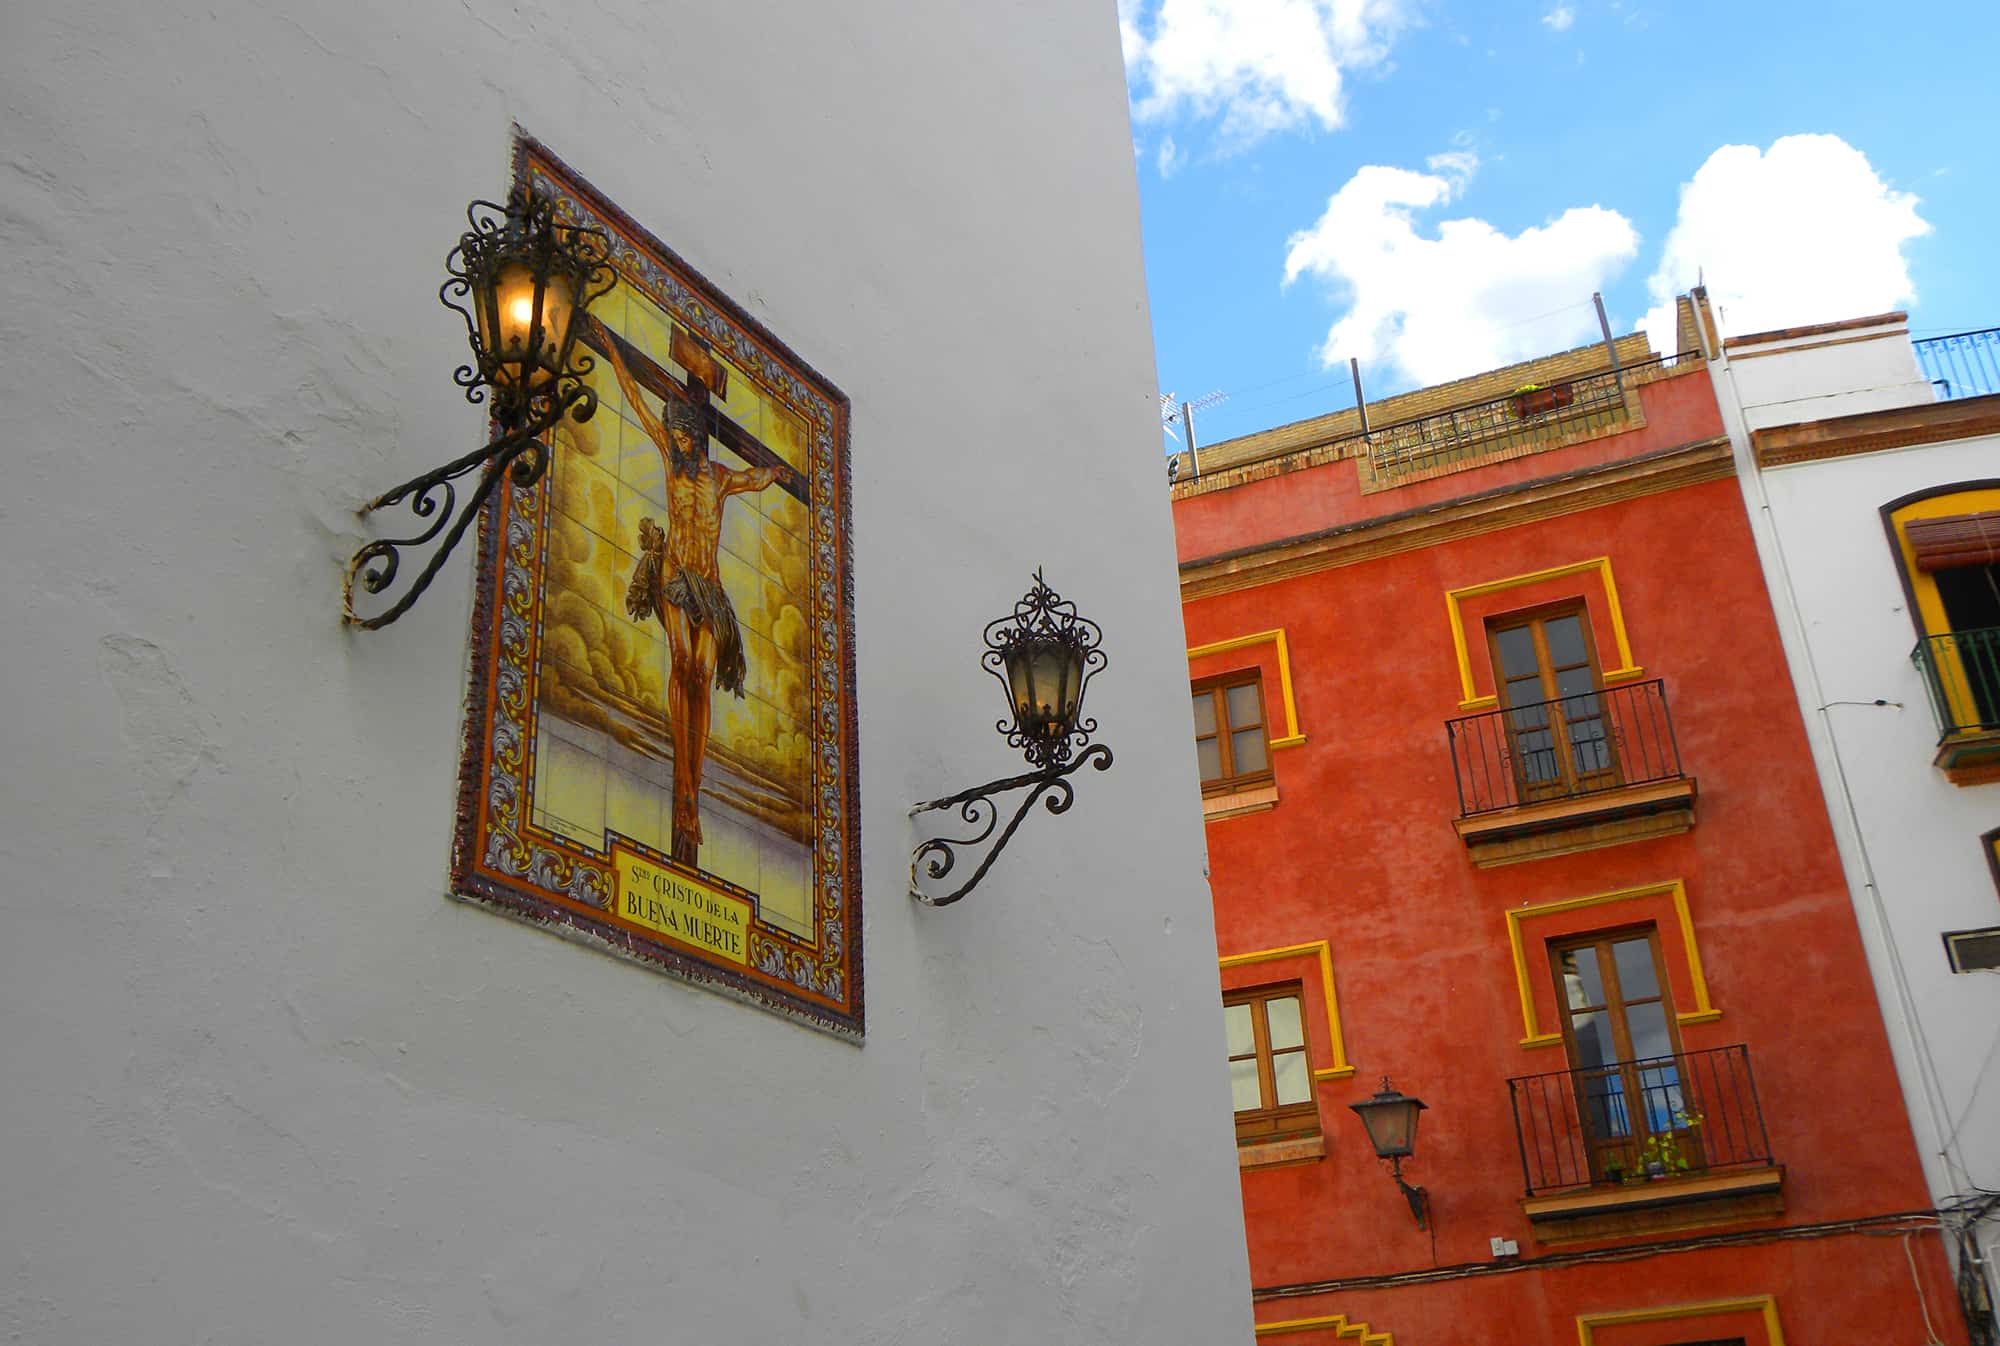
[[1361, 1103, 1414, 1154]]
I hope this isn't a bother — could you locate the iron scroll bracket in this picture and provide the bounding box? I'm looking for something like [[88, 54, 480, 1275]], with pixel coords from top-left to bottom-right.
[[908, 743, 1113, 907], [341, 381, 597, 630]]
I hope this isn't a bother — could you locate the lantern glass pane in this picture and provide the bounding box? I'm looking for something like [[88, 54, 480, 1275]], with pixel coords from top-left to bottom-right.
[[1004, 648, 1035, 719]]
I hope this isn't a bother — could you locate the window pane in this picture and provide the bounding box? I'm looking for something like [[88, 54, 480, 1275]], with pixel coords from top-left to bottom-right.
[[1266, 995, 1304, 1050], [1225, 683, 1262, 729], [1613, 938, 1660, 1000], [1571, 1010, 1612, 1068], [1224, 1002, 1254, 1057], [1197, 737, 1222, 781], [1230, 1057, 1261, 1111], [1627, 1000, 1672, 1062], [1545, 615, 1588, 668], [1554, 665, 1596, 699], [1191, 692, 1216, 737], [1560, 947, 1604, 1008], [1272, 1050, 1311, 1105], [1231, 728, 1268, 775], [1494, 626, 1538, 678]]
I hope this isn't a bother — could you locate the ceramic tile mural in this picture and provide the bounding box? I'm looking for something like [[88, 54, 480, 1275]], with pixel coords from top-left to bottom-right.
[[452, 136, 861, 1038]]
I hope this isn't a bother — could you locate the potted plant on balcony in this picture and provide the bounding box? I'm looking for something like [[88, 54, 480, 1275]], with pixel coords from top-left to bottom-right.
[[1510, 381, 1575, 418], [1639, 1111, 1705, 1179]]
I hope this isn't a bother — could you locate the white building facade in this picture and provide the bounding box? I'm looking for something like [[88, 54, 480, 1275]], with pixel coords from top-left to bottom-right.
[[1708, 307, 2000, 1324], [0, 2, 1257, 1341]]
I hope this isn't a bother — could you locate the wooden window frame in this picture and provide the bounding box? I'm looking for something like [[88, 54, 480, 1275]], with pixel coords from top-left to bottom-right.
[[1224, 982, 1320, 1145], [1548, 924, 1697, 1180], [1487, 600, 1621, 800], [1193, 671, 1275, 798]]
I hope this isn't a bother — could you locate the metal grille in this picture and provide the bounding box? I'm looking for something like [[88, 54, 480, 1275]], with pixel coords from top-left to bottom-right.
[[1912, 627, 2000, 739], [1915, 327, 2000, 400], [1507, 1045, 1774, 1196], [1446, 679, 1685, 817]]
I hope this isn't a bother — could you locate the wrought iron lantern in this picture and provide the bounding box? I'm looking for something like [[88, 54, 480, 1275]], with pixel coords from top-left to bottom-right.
[[1350, 1077, 1430, 1227], [910, 570, 1113, 906], [342, 187, 617, 630]]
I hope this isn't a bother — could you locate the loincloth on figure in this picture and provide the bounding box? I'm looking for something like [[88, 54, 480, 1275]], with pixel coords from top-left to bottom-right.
[[626, 519, 748, 696]]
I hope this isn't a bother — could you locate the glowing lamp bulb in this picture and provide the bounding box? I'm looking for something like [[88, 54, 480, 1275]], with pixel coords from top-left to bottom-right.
[[508, 295, 535, 326]]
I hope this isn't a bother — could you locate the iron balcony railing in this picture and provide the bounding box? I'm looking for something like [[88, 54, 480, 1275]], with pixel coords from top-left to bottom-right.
[[1912, 627, 2000, 740], [1364, 353, 1700, 479], [1914, 327, 2000, 400], [1447, 678, 1684, 817], [1507, 1044, 1774, 1197]]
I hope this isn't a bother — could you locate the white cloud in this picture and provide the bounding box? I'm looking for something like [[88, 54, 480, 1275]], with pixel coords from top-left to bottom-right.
[[1282, 152, 1641, 384], [1157, 134, 1186, 178], [1642, 134, 1929, 345], [1542, 5, 1576, 30], [1122, 0, 1412, 151]]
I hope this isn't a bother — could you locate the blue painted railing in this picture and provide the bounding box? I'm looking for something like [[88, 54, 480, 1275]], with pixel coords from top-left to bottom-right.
[[1914, 328, 2000, 400]]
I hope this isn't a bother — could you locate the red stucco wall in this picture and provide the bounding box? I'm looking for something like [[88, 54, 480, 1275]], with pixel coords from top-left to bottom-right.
[[1178, 383, 1965, 1339]]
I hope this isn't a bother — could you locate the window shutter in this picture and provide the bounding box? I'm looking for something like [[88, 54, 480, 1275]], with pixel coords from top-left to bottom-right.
[[1906, 511, 2000, 572]]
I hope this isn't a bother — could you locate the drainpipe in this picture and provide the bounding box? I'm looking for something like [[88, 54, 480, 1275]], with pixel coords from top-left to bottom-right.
[[1709, 332, 1975, 1223]]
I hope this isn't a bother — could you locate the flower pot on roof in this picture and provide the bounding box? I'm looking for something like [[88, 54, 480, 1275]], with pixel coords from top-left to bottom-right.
[[1510, 381, 1575, 418]]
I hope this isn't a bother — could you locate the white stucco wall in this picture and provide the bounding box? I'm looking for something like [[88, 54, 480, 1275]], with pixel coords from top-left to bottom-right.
[[1726, 316, 1936, 430], [1714, 345, 2000, 1306], [0, 3, 1255, 1342]]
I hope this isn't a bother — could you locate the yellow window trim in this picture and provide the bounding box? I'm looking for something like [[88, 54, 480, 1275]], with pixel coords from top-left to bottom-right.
[[1888, 487, 2000, 731], [1577, 1293, 1784, 1345], [1506, 879, 1722, 1049], [1445, 557, 1644, 710], [1187, 628, 1307, 748], [1256, 1312, 1394, 1343], [1219, 940, 1355, 1080]]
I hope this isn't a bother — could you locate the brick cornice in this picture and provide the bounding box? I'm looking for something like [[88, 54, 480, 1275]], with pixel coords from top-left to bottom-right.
[[1179, 436, 1734, 602], [1752, 394, 2000, 467]]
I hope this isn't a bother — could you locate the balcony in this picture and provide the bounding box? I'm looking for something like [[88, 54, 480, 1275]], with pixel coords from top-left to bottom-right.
[[1446, 679, 1697, 866], [1913, 628, 2000, 785], [1507, 1045, 1784, 1243], [1914, 327, 2000, 400]]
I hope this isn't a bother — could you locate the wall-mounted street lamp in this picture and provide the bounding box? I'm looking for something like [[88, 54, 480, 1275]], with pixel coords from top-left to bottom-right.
[[909, 570, 1114, 906], [343, 188, 617, 630], [1349, 1077, 1430, 1228]]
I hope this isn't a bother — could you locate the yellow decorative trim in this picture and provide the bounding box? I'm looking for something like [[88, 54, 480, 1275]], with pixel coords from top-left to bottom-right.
[[1219, 940, 1355, 1079], [1889, 487, 2000, 731], [1445, 557, 1642, 710], [1256, 1313, 1394, 1343], [1505, 880, 1720, 1048], [1577, 1293, 1784, 1345], [1189, 628, 1307, 747]]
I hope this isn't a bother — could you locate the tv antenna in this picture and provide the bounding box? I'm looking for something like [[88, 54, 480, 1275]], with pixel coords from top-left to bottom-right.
[[1162, 390, 1228, 483]]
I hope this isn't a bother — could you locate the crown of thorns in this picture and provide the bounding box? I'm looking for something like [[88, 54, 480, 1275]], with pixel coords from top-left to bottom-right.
[[662, 399, 707, 438]]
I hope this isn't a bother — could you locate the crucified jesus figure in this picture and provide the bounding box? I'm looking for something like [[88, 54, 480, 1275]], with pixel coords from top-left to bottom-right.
[[604, 336, 785, 868]]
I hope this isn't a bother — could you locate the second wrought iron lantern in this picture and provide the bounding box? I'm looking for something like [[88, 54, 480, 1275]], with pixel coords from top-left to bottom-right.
[[343, 186, 618, 630], [910, 569, 1114, 906]]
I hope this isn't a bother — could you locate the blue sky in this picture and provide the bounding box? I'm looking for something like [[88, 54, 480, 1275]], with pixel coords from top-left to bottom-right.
[[1126, 0, 2000, 448]]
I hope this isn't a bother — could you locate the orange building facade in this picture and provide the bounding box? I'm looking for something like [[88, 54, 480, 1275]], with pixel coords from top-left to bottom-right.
[[1173, 304, 1969, 1344]]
